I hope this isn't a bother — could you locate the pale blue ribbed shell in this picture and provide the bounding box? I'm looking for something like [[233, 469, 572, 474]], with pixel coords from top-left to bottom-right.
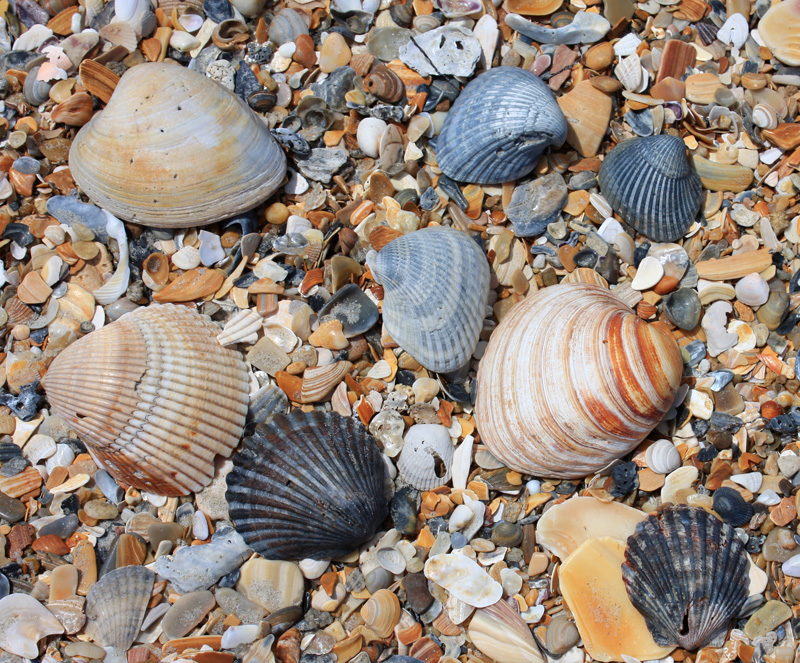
[[599, 135, 702, 242], [435, 67, 567, 184], [367, 226, 490, 372]]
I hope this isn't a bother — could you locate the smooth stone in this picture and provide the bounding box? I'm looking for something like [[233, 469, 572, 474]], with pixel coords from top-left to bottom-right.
[[505, 11, 610, 44], [38, 514, 79, 538], [367, 27, 412, 62], [507, 172, 567, 237], [105, 298, 140, 322], [153, 528, 251, 593], [46, 196, 109, 243], [603, 0, 635, 24], [756, 289, 789, 330], [317, 284, 379, 337], [365, 567, 393, 593], [162, 590, 216, 639], [94, 469, 123, 503], [215, 587, 267, 624], [546, 612, 581, 655], [0, 491, 25, 523], [83, 499, 119, 521], [399, 25, 481, 77], [744, 600, 793, 638], [319, 32, 351, 73], [781, 553, 800, 577], [762, 528, 797, 563], [777, 453, 800, 479], [664, 287, 701, 330], [403, 573, 433, 614]]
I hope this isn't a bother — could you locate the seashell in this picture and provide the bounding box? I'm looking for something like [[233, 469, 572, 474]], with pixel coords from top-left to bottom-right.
[[503, 0, 562, 15], [752, 103, 778, 130], [99, 21, 138, 51], [360, 589, 402, 637], [69, 62, 286, 228], [397, 424, 454, 490], [318, 283, 379, 337], [505, 11, 610, 44], [300, 361, 353, 403], [692, 155, 753, 193], [644, 439, 681, 474], [734, 272, 769, 308], [225, 411, 390, 560], [52, 91, 94, 127], [93, 211, 130, 305], [367, 226, 489, 372], [467, 599, 544, 663], [364, 64, 405, 103], [598, 135, 702, 242], [536, 496, 646, 560], [0, 594, 64, 658], [268, 8, 310, 45], [758, 0, 800, 66], [623, 506, 749, 650], [23, 67, 53, 106], [424, 553, 502, 608], [43, 0, 78, 15], [475, 284, 682, 478], [217, 309, 262, 346], [435, 67, 567, 184], [42, 304, 250, 496], [85, 566, 155, 652]]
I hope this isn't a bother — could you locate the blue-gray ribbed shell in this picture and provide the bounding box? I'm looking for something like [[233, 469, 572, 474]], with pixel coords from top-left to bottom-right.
[[599, 134, 702, 242], [435, 67, 568, 184]]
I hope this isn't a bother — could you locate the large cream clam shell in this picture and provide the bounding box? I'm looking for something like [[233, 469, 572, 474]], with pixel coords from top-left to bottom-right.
[[475, 284, 682, 478], [42, 303, 250, 496], [69, 62, 286, 228]]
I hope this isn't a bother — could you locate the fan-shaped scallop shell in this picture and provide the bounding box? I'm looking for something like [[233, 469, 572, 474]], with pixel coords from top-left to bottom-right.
[[622, 505, 749, 650], [226, 410, 391, 560], [367, 226, 489, 373], [69, 62, 286, 228], [598, 135, 702, 242], [42, 304, 250, 496], [85, 566, 154, 652], [475, 284, 682, 478], [435, 66, 567, 184]]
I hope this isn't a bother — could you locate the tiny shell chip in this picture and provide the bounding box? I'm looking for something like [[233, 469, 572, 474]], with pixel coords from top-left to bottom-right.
[[434, 66, 567, 184], [0, 594, 64, 659], [397, 424, 454, 490], [536, 496, 646, 560], [424, 553, 502, 608], [758, 0, 800, 66]]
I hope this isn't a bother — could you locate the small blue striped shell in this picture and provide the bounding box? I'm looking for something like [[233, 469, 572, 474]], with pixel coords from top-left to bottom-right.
[[434, 67, 568, 184], [367, 226, 490, 373], [598, 135, 702, 242]]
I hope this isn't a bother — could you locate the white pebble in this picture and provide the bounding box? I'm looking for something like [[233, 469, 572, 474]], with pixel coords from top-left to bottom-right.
[[356, 118, 388, 158], [734, 273, 769, 307], [192, 510, 209, 540], [449, 504, 475, 532], [171, 246, 201, 270]]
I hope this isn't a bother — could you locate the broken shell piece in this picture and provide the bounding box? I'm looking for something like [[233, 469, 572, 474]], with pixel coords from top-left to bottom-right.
[[217, 309, 263, 346], [424, 553, 503, 608], [758, 0, 800, 66], [559, 537, 673, 662], [397, 424, 454, 490], [505, 11, 610, 44], [536, 496, 646, 560], [467, 600, 544, 663], [0, 594, 64, 659]]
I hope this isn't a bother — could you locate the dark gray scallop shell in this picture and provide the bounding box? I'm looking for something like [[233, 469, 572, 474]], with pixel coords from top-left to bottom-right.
[[622, 505, 749, 651], [598, 134, 702, 242], [366, 226, 490, 373], [226, 411, 391, 560], [434, 66, 568, 184]]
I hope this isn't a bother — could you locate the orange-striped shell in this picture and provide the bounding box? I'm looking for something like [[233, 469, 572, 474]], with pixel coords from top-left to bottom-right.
[[475, 284, 682, 478], [43, 304, 249, 496]]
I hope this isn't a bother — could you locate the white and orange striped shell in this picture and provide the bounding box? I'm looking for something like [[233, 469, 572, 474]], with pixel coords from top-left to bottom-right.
[[475, 284, 682, 478], [43, 304, 250, 496]]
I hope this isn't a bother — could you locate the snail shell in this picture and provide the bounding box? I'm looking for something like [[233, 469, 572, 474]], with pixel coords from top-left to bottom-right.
[[622, 505, 749, 650], [23, 67, 53, 106], [367, 226, 490, 373], [225, 411, 391, 560], [475, 284, 682, 478], [435, 66, 567, 184], [598, 134, 702, 242], [68, 62, 286, 228], [364, 64, 405, 103], [42, 304, 250, 496]]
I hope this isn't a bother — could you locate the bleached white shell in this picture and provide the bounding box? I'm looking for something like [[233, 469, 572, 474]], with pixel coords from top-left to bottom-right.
[[424, 553, 503, 608], [644, 439, 681, 475], [730, 472, 762, 493], [734, 273, 769, 308], [86, 566, 154, 652], [217, 309, 263, 346], [397, 424, 454, 490], [0, 594, 64, 659]]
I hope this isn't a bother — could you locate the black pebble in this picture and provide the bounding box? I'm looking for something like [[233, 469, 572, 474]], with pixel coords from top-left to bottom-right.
[[610, 462, 638, 497]]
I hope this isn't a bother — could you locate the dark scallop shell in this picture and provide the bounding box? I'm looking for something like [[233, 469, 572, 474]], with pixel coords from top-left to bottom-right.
[[434, 66, 568, 184], [226, 411, 391, 560], [598, 134, 702, 242], [622, 505, 749, 651]]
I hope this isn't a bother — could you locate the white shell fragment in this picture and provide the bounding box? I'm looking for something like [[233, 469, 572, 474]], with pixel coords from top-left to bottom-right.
[[505, 11, 610, 44], [397, 424, 454, 490], [0, 594, 64, 658], [424, 553, 503, 608]]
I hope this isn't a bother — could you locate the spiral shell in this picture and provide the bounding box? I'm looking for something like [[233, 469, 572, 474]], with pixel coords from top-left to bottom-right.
[[69, 62, 286, 228], [367, 226, 490, 373], [85, 566, 154, 652], [365, 64, 405, 103], [42, 304, 250, 496], [475, 284, 682, 478], [598, 134, 702, 242], [622, 505, 749, 650], [435, 66, 567, 184], [226, 411, 391, 560]]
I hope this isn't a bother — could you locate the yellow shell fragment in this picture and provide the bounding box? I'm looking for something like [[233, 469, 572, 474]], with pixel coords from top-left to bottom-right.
[[758, 0, 800, 66], [559, 538, 674, 662]]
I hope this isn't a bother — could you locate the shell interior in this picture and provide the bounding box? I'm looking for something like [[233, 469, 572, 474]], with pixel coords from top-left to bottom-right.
[[598, 135, 702, 243], [435, 66, 567, 184], [226, 410, 391, 560], [621, 505, 749, 651], [367, 226, 490, 373]]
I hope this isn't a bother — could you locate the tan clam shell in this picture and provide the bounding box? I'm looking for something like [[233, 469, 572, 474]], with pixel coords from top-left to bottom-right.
[[467, 600, 544, 663], [475, 284, 682, 479], [43, 303, 250, 496], [360, 589, 401, 638], [69, 62, 286, 228]]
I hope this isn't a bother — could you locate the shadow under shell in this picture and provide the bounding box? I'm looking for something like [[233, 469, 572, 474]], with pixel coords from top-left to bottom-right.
[[226, 410, 391, 560]]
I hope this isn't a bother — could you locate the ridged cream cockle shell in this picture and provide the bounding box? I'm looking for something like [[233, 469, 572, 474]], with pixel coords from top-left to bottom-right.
[[69, 62, 286, 228], [42, 304, 250, 496], [475, 284, 682, 478], [367, 226, 490, 373]]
